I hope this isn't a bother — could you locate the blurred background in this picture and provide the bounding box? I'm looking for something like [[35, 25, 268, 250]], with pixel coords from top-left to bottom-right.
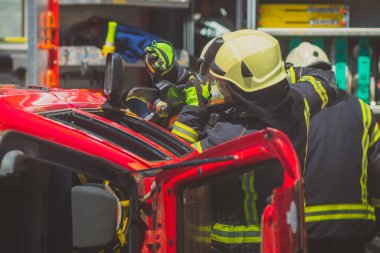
[[1, 0, 380, 114]]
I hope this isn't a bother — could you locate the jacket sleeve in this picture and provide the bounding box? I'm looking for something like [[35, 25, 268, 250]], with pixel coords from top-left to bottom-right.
[[367, 107, 380, 208], [289, 66, 338, 118], [153, 61, 191, 86], [171, 105, 208, 143]]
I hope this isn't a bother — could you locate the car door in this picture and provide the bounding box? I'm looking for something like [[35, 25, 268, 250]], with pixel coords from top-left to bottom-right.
[[0, 131, 141, 253], [148, 128, 306, 253]]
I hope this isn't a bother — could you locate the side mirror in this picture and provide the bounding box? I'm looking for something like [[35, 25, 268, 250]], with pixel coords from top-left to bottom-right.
[[71, 184, 118, 249], [103, 53, 132, 108]]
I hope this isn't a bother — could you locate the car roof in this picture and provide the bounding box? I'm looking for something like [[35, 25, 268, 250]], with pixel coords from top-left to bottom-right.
[[0, 87, 105, 112], [0, 87, 194, 171]]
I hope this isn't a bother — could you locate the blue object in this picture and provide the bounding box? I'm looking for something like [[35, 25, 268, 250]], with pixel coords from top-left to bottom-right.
[[104, 23, 161, 63]]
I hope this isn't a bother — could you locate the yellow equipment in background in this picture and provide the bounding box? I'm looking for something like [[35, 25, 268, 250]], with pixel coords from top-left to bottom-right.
[[258, 4, 349, 28], [102, 21, 118, 57]]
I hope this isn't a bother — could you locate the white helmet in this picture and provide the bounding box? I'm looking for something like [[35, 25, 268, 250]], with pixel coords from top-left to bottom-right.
[[286, 42, 331, 70]]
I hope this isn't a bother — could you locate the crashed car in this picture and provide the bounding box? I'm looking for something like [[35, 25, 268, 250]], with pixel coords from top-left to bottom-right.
[[0, 54, 306, 253]]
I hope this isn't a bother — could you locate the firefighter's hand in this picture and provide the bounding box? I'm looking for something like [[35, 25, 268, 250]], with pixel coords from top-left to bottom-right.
[[144, 40, 175, 79], [184, 76, 211, 108]]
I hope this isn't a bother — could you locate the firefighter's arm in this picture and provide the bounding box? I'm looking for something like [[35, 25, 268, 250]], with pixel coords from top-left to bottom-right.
[[368, 109, 380, 208], [191, 122, 248, 153], [171, 77, 210, 143], [290, 66, 338, 118]]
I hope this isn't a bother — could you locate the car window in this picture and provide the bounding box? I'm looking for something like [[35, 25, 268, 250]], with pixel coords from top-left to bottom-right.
[[178, 159, 283, 253], [45, 110, 171, 162], [89, 110, 193, 157]]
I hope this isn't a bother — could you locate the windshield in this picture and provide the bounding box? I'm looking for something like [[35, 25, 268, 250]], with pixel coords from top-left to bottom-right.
[[90, 110, 193, 157], [178, 159, 283, 253], [43, 109, 193, 161], [45, 110, 171, 162]]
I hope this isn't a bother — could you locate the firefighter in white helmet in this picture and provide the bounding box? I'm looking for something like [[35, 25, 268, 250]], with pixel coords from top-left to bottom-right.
[[286, 41, 380, 253], [168, 29, 338, 251]]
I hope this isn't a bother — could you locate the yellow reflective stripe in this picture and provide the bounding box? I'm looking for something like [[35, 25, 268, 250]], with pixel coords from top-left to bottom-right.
[[173, 121, 198, 136], [212, 223, 260, 232], [372, 198, 380, 208], [289, 67, 296, 84], [305, 204, 375, 223], [192, 141, 203, 153], [172, 121, 198, 143], [305, 213, 376, 223], [192, 225, 212, 243], [242, 173, 259, 225], [120, 200, 130, 207], [172, 128, 196, 143], [301, 75, 328, 109], [305, 203, 375, 213], [359, 100, 371, 205], [303, 99, 310, 173], [194, 235, 211, 243], [211, 234, 261, 244], [197, 225, 211, 232], [117, 228, 127, 246], [370, 123, 380, 148], [211, 223, 261, 244]]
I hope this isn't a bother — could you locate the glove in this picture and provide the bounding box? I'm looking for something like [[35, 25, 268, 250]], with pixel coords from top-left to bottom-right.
[[184, 76, 211, 108], [145, 40, 175, 80]]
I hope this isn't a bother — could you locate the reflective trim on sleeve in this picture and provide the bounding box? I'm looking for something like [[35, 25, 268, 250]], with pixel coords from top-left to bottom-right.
[[211, 223, 261, 244], [371, 198, 380, 208], [303, 98, 311, 173], [192, 141, 203, 153], [172, 121, 198, 143], [289, 67, 297, 84], [359, 100, 371, 205], [305, 204, 375, 223], [242, 172, 259, 226], [300, 75, 329, 109], [370, 123, 380, 148]]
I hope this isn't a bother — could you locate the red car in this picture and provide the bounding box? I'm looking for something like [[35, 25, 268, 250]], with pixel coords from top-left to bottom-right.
[[0, 54, 306, 253]]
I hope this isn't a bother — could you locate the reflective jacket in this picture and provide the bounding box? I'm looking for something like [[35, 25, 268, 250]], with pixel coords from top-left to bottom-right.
[[304, 89, 380, 238], [171, 67, 337, 247], [172, 67, 337, 168]]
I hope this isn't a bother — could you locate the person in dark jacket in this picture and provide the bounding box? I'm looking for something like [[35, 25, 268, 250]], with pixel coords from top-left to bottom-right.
[[286, 41, 380, 253], [172, 30, 337, 167], [156, 29, 337, 251]]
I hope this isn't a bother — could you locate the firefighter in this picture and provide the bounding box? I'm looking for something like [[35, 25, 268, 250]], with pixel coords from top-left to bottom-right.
[[286, 42, 380, 253], [172, 30, 337, 165], [168, 30, 337, 251]]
